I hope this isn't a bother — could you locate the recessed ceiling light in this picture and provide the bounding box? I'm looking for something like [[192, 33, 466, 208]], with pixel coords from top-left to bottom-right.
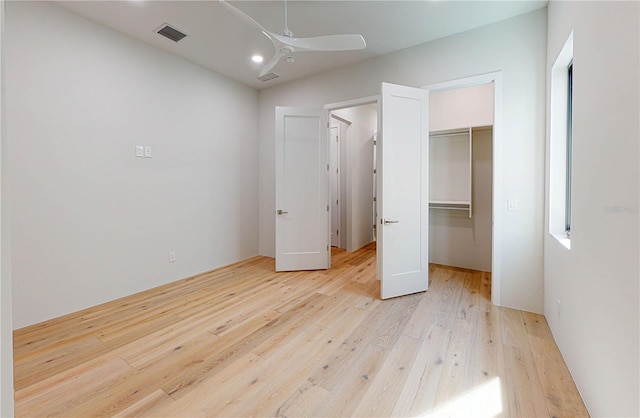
[[251, 55, 264, 63]]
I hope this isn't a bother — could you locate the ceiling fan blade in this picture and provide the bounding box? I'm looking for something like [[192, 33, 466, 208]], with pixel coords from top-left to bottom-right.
[[259, 50, 285, 78], [219, 0, 272, 39], [272, 33, 366, 52]]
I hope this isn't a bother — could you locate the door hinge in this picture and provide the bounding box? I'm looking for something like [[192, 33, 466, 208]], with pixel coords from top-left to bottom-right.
[[373, 197, 377, 202], [337, 230, 339, 235], [327, 122, 330, 128], [327, 205, 329, 212], [327, 245, 329, 251], [327, 164, 329, 171], [336, 199, 339, 205]]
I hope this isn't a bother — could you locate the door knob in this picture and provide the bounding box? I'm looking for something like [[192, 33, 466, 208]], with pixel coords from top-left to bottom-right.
[[276, 209, 289, 215], [382, 218, 399, 224]]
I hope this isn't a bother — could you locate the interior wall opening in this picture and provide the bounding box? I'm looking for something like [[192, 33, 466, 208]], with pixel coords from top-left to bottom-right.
[[428, 82, 495, 285], [329, 103, 378, 254]]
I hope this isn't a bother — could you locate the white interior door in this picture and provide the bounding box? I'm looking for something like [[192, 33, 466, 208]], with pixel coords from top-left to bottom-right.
[[377, 82, 429, 299], [329, 126, 340, 247], [275, 107, 330, 272]]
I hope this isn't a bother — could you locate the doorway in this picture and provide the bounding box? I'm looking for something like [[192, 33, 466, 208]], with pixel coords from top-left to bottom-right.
[[329, 103, 377, 253], [329, 125, 340, 248], [428, 83, 494, 274], [424, 72, 503, 306]]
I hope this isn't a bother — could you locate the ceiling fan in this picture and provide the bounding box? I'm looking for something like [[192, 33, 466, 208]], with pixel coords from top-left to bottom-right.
[[220, 0, 366, 80]]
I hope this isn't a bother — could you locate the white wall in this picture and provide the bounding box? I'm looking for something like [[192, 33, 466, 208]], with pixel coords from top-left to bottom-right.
[[6, 1, 259, 328], [0, 0, 14, 413], [258, 9, 547, 314], [545, 2, 639, 416], [333, 104, 376, 252], [430, 83, 494, 132]]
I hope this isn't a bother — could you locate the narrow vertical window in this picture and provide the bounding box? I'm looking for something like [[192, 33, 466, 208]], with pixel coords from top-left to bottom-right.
[[565, 62, 573, 237], [549, 31, 572, 248]]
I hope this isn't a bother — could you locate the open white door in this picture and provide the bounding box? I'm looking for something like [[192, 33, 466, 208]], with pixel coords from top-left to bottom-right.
[[377, 83, 429, 299], [275, 107, 330, 272]]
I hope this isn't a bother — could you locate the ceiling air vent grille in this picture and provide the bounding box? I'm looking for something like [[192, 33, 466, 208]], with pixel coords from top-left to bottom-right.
[[258, 72, 279, 82], [156, 24, 187, 42]]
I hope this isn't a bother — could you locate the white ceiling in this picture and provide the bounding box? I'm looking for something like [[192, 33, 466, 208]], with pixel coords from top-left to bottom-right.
[[55, 0, 547, 89]]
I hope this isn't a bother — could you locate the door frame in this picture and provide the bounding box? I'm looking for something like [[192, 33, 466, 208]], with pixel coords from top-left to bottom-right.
[[329, 113, 352, 250], [325, 95, 380, 253], [423, 71, 503, 307], [329, 124, 341, 248]]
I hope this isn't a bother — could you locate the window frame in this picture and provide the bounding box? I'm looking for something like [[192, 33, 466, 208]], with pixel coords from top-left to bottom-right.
[[565, 62, 573, 237], [549, 31, 573, 249]]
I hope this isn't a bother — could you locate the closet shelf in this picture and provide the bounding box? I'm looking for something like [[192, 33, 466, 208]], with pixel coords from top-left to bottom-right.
[[429, 201, 471, 211], [429, 127, 473, 218]]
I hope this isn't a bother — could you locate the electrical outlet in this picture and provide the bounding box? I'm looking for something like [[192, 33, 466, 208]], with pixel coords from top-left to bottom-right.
[[135, 145, 144, 157], [169, 251, 176, 263], [144, 146, 152, 158]]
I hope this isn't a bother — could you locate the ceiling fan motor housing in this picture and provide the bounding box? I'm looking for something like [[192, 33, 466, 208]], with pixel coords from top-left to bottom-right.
[[220, 0, 366, 80]]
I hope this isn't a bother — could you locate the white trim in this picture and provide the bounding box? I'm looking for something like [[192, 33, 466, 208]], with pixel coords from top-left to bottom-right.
[[0, 0, 14, 415], [324, 95, 380, 111], [422, 71, 503, 307], [330, 113, 352, 126]]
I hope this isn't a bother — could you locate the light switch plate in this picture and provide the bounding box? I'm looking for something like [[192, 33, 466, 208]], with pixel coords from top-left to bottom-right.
[[135, 145, 144, 157], [144, 146, 152, 158], [507, 199, 519, 211]]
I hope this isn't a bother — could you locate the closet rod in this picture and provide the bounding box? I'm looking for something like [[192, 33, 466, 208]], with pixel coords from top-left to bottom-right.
[[429, 131, 470, 138], [430, 208, 469, 211]]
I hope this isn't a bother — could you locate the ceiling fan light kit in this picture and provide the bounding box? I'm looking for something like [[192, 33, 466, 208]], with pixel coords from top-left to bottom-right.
[[220, 0, 366, 81]]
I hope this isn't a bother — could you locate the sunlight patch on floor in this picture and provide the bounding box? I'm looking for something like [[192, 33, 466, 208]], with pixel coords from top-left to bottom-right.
[[419, 377, 502, 418]]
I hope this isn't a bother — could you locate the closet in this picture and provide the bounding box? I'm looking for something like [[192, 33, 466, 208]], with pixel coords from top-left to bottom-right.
[[429, 83, 494, 272]]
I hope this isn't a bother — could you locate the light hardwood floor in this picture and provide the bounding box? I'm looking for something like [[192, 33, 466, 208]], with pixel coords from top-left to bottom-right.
[[14, 243, 588, 417]]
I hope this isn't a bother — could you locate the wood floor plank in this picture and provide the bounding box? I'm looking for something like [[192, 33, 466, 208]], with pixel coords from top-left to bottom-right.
[[338, 280, 381, 311], [134, 352, 264, 417], [402, 290, 442, 341], [14, 314, 183, 391], [268, 380, 331, 418], [112, 389, 176, 418], [501, 308, 551, 417], [211, 323, 333, 417], [15, 358, 135, 417], [313, 342, 389, 417], [352, 335, 422, 417], [13, 334, 103, 375], [522, 311, 590, 417], [164, 292, 331, 401], [13, 245, 588, 417], [307, 294, 420, 391], [432, 316, 478, 407], [471, 303, 506, 390], [392, 324, 453, 417]]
